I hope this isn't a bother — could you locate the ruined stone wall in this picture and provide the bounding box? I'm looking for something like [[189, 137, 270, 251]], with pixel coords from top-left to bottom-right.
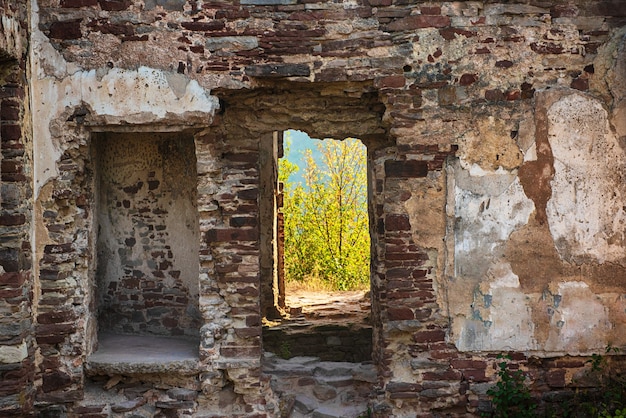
[[0, 0, 33, 415], [21, 0, 626, 416]]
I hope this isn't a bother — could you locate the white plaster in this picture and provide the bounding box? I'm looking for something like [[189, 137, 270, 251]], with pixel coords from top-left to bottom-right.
[[454, 176, 535, 265], [0, 340, 28, 364], [455, 262, 535, 351], [29, 0, 219, 197], [545, 281, 611, 353], [0, 15, 24, 58], [31, 67, 218, 196], [545, 92, 626, 264]]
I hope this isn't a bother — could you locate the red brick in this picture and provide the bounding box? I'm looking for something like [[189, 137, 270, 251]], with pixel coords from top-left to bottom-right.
[[413, 329, 446, 343], [98, 0, 131, 11], [387, 307, 415, 320], [384, 214, 411, 231], [530, 42, 564, 54], [375, 75, 406, 89], [495, 60, 514, 68], [0, 271, 26, 286], [570, 77, 589, 91], [181, 21, 226, 32], [1, 124, 21, 141], [385, 160, 428, 178], [423, 369, 462, 381], [48, 20, 82, 40], [421, 6, 441, 15], [439, 27, 476, 41], [485, 89, 505, 101], [450, 359, 487, 370], [0, 213, 25, 226], [459, 73, 477, 86], [1, 102, 20, 120], [207, 228, 258, 242]]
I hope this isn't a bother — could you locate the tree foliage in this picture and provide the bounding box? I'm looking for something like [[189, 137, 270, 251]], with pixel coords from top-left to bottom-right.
[[280, 136, 370, 291]]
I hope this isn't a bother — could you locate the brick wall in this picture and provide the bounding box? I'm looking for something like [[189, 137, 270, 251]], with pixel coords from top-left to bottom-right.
[[0, 0, 33, 415]]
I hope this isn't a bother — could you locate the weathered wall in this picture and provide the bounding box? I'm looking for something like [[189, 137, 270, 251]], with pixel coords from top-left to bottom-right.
[[15, 0, 626, 416], [0, 0, 33, 415]]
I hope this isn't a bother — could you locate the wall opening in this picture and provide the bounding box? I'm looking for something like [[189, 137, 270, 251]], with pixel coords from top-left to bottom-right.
[[262, 129, 372, 363], [89, 132, 201, 370]]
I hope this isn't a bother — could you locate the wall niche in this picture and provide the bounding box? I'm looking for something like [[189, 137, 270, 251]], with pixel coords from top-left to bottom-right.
[[93, 132, 201, 339]]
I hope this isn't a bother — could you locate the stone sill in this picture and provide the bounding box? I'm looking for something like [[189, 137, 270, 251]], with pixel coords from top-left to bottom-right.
[[85, 333, 200, 376]]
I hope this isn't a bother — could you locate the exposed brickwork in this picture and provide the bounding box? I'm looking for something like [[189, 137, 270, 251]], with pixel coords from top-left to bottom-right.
[[0, 1, 33, 415]]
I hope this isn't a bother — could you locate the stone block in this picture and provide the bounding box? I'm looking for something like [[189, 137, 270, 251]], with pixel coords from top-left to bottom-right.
[[205, 37, 259, 52], [244, 64, 311, 78], [387, 15, 450, 31], [144, 0, 186, 11]]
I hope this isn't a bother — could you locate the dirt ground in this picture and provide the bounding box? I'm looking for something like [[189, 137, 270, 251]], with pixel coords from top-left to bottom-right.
[[284, 289, 371, 324]]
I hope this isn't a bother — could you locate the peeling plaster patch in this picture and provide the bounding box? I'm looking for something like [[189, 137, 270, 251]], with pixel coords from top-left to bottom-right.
[[545, 281, 611, 353], [454, 172, 535, 275], [545, 92, 626, 265], [457, 116, 523, 172], [31, 67, 219, 196], [449, 159, 536, 351], [456, 262, 536, 351]]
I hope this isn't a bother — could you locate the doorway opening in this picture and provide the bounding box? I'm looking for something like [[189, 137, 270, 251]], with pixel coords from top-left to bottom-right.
[[262, 129, 372, 363]]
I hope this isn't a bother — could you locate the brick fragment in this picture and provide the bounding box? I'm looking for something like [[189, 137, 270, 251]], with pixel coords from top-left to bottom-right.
[[49, 20, 82, 40], [384, 214, 411, 231], [181, 21, 226, 32], [439, 27, 475, 40], [459, 73, 477, 85], [388, 307, 415, 320], [485, 89, 505, 101], [570, 77, 589, 91], [413, 329, 446, 343], [530, 42, 564, 54], [385, 160, 428, 178], [98, 0, 131, 11]]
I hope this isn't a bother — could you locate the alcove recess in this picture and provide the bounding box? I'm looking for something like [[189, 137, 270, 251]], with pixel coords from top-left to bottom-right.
[[89, 131, 201, 372]]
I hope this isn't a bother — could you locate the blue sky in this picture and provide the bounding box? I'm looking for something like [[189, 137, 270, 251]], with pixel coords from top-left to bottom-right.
[[282, 129, 323, 186]]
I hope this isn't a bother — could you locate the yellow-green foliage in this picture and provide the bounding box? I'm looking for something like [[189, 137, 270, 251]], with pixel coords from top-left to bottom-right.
[[280, 137, 370, 291]]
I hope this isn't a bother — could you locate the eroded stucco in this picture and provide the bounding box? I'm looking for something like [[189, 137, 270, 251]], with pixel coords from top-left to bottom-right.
[[449, 84, 626, 354]]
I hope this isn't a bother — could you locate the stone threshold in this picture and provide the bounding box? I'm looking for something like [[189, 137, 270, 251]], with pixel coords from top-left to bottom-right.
[[85, 333, 200, 376]]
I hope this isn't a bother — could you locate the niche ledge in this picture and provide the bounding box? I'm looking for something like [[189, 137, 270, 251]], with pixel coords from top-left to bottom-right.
[[85, 333, 200, 376]]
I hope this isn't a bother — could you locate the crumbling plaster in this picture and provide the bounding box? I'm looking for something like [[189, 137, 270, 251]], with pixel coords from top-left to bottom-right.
[[448, 59, 626, 354], [29, 0, 219, 197]]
